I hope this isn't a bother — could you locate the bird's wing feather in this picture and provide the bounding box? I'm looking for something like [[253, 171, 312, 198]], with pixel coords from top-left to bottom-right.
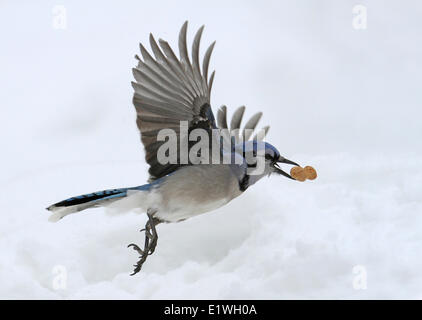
[[133, 21, 217, 181], [217, 106, 270, 144]]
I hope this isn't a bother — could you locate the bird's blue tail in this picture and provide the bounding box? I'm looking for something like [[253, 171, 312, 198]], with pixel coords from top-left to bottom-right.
[[47, 185, 151, 222]]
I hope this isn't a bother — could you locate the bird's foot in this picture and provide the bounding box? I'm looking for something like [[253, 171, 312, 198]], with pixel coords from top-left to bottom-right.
[[127, 210, 159, 276]]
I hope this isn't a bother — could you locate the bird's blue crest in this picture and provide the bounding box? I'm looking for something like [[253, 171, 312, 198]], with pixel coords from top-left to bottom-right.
[[235, 140, 280, 159], [263, 142, 281, 159]]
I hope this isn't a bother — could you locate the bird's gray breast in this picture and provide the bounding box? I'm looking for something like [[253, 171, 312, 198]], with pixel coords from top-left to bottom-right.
[[152, 164, 242, 222]]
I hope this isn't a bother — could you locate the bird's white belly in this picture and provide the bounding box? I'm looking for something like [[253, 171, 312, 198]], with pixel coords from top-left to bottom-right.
[[147, 164, 242, 222], [154, 196, 229, 222]]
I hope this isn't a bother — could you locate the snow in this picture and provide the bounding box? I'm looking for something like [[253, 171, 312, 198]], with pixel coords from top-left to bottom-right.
[[1, 1, 422, 299]]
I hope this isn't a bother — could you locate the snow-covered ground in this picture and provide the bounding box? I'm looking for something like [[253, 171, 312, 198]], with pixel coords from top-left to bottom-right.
[[1, 1, 421, 299], [1, 153, 422, 299]]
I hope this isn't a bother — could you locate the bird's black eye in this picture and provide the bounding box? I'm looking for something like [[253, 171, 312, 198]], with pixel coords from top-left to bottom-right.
[[265, 154, 273, 161]]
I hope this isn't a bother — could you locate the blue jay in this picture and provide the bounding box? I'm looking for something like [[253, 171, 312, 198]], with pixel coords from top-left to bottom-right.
[[47, 22, 301, 275]]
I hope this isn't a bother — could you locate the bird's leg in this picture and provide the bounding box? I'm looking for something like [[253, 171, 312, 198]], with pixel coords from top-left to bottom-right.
[[147, 214, 159, 255], [127, 209, 160, 276]]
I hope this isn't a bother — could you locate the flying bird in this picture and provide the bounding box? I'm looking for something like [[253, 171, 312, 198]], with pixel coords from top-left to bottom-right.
[[47, 22, 301, 275]]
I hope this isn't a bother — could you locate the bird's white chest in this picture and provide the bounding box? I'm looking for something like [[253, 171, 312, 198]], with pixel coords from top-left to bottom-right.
[[148, 165, 242, 222], [155, 196, 228, 222]]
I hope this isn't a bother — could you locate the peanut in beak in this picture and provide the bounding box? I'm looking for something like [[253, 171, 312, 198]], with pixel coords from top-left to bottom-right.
[[290, 166, 317, 182]]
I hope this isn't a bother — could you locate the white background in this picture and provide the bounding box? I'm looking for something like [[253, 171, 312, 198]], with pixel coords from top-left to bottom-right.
[[0, 0, 421, 298]]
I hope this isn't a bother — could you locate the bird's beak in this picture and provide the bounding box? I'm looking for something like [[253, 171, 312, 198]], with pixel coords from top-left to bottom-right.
[[273, 157, 300, 180]]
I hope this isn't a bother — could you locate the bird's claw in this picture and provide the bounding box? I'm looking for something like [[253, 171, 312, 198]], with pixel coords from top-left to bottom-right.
[[127, 243, 144, 255], [127, 211, 159, 275]]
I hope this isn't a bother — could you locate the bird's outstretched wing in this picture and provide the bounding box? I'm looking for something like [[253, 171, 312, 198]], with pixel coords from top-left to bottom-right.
[[132, 21, 217, 181], [217, 105, 270, 143]]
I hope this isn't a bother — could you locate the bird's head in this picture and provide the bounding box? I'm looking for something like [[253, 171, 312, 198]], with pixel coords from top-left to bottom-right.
[[236, 141, 299, 180], [261, 142, 299, 179]]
